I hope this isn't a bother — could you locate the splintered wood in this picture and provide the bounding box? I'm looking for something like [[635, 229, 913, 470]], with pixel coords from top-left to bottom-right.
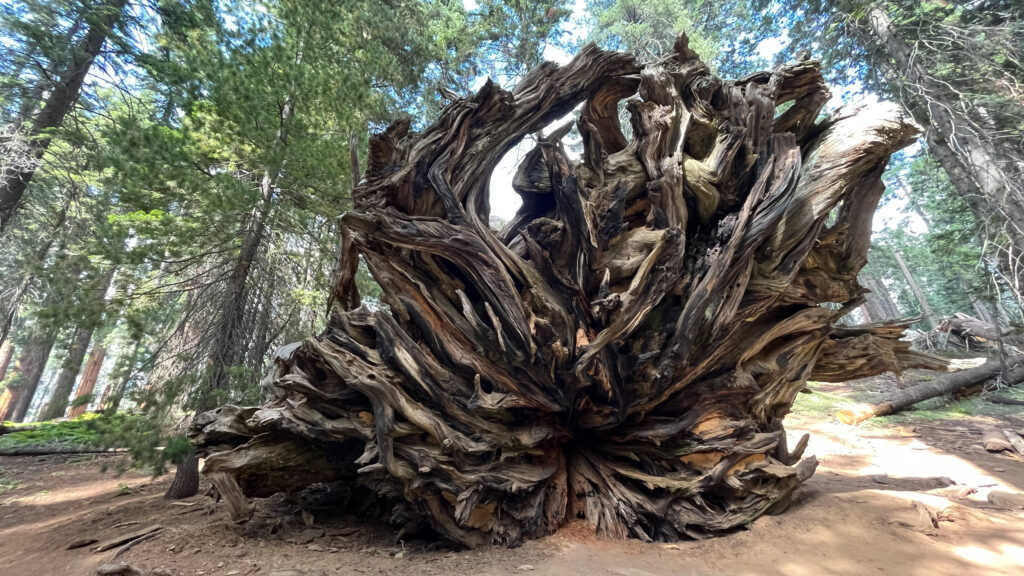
[[190, 35, 947, 547]]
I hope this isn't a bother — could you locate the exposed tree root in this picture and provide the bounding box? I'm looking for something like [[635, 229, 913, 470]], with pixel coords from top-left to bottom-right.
[[190, 35, 947, 547]]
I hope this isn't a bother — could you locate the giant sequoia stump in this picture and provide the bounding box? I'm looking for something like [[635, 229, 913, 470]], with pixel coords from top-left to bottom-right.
[[191, 37, 949, 546]]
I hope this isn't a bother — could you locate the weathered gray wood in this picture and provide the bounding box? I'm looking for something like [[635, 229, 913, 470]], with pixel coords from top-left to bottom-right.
[[190, 35, 947, 547], [838, 359, 1024, 424], [92, 525, 162, 552]]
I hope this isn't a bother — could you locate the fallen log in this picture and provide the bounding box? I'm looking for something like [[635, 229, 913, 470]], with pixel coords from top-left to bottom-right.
[[988, 395, 1024, 406], [111, 530, 161, 559], [912, 312, 1024, 353], [1003, 429, 1024, 455], [837, 359, 1024, 424], [982, 427, 1015, 453], [190, 35, 949, 546]]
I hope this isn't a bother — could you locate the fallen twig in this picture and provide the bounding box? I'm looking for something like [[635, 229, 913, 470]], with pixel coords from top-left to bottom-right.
[[93, 524, 163, 552], [111, 530, 161, 559]]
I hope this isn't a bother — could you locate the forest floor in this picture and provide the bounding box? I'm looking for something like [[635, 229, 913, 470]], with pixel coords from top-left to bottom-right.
[[3, 372, 1024, 576]]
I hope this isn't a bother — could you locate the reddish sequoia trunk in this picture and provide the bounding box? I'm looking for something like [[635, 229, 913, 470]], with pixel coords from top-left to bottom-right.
[[190, 38, 948, 546], [0, 390, 12, 422], [0, 342, 12, 421], [5, 329, 57, 422], [99, 340, 140, 412], [39, 267, 115, 420], [38, 327, 94, 420], [67, 344, 106, 419], [0, 342, 13, 382]]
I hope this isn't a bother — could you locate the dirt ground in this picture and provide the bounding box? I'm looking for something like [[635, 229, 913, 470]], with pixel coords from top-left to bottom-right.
[[3, 380, 1024, 576]]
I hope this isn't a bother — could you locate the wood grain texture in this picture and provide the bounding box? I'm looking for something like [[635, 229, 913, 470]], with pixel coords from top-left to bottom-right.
[[190, 35, 947, 547]]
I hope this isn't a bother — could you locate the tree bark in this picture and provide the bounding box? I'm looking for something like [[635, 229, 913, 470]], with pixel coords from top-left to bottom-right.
[[0, 341, 12, 426], [67, 344, 106, 419], [177, 161, 275, 502], [99, 339, 140, 412], [189, 38, 947, 546], [861, 275, 901, 322], [838, 359, 1024, 424], [163, 451, 200, 500], [37, 265, 115, 420], [244, 278, 274, 372], [37, 327, 93, 420], [0, 390, 12, 422], [0, 0, 128, 234], [172, 41, 304, 498], [893, 251, 936, 328], [3, 329, 57, 422], [0, 342, 13, 383], [862, 4, 1024, 300], [200, 178, 273, 409]]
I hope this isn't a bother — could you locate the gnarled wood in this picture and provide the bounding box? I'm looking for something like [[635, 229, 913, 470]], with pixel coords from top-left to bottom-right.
[[190, 36, 946, 547]]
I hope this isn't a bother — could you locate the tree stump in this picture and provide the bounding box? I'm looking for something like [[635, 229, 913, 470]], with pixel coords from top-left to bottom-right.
[[190, 36, 948, 547]]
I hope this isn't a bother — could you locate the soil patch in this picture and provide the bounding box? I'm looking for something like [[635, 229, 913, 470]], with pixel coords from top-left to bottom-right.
[[3, 399, 1023, 576]]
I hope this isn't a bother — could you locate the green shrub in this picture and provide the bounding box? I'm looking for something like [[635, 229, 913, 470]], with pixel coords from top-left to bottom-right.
[[0, 413, 135, 451]]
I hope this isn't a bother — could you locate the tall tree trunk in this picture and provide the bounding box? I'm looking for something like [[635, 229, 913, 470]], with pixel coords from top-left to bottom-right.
[[37, 327, 93, 421], [858, 304, 873, 323], [246, 277, 274, 371], [200, 33, 298, 408], [861, 275, 901, 322], [0, 0, 128, 234], [0, 342, 13, 383], [877, 277, 902, 319], [37, 266, 115, 420], [67, 344, 106, 419], [202, 186, 273, 408], [0, 342, 15, 420], [168, 176, 274, 500], [99, 339, 140, 412], [862, 4, 1024, 297], [959, 276, 996, 326], [3, 21, 85, 127], [893, 251, 936, 328], [0, 390, 11, 422], [3, 329, 57, 422], [169, 39, 303, 498], [163, 452, 200, 501]]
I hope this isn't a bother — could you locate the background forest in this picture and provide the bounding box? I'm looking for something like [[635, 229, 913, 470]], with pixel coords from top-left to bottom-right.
[[0, 0, 1021, 475]]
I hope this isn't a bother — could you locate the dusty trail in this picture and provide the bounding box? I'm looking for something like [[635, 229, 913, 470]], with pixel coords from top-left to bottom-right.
[[2, 410, 1023, 576]]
